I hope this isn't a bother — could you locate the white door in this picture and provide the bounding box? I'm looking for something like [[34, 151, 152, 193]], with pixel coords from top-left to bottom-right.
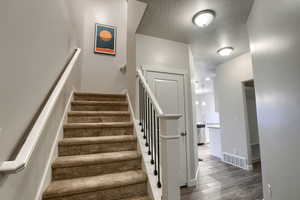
[[145, 70, 187, 186]]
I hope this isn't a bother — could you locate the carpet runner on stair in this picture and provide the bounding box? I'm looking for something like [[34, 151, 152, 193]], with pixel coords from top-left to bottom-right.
[[43, 92, 150, 200]]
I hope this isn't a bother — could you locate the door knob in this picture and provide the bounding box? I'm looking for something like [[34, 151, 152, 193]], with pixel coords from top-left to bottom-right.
[[181, 132, 187, 136]]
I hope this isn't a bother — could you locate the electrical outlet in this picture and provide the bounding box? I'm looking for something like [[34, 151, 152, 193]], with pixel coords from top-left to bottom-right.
[[267, 184, 272, 198]]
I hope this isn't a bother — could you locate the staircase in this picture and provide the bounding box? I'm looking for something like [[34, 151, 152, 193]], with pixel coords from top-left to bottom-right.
[[43, 92, 150, 200]]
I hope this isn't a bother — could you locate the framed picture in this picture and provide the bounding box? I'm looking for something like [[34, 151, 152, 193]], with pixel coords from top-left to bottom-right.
[[94, 24, 117, 55]]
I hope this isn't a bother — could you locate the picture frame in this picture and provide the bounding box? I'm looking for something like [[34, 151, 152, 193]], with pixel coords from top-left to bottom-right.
[[94, 23, 117, 55]]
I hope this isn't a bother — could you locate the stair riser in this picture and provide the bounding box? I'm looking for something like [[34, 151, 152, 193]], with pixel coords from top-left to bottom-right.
[[43, 183, 147, 200], [53, 159, 141, 180], [74, 96, 127, 102], [64, 127, 133, 138], [59, 141, 137, 156], [71, 105, 128, 111], [68, 115, 130, 123]]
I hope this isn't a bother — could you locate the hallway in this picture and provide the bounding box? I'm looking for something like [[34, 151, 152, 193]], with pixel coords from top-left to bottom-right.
[[181, 145, 263, 200]]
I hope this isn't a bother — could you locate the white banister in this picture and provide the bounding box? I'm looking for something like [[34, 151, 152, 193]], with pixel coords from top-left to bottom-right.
[[0, 48, 81, 174], [136, 68, 182, 200], [137, 69, 163, 116]]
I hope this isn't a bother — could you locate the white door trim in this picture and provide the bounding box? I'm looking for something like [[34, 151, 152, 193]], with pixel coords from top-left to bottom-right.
[[141, 65, 188, 76], [141, 65, 192, 186]]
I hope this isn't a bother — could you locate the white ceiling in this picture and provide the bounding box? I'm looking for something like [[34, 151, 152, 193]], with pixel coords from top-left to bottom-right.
[[137, 0, 254, 80]]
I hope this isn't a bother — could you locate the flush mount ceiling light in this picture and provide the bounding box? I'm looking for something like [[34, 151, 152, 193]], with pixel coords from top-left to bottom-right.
[[193, 9, 216, 28], [217, 47, 234, 56]]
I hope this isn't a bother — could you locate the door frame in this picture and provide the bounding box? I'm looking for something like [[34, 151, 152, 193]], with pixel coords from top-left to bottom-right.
[[241, 79, 261, 170], [141, 65, 193, 186]]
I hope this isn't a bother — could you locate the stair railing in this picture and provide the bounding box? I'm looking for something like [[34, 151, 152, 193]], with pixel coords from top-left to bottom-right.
[[0, 48, 81, 175], [137, 69, 181, 200]]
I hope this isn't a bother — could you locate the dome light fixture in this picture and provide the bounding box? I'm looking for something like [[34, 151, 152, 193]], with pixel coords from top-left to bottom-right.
[[217, 47, 234, 56], [193, 9, 216, 28]]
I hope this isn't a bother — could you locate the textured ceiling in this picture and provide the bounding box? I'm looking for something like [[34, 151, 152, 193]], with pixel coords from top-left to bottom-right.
[[137, 0, 254, 80]]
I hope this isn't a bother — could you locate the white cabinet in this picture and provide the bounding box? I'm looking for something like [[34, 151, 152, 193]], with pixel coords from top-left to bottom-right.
[[207, 125, 222, 159]]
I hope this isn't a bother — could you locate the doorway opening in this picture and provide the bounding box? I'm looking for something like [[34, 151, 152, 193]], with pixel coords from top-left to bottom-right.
[[242, 80, 263, 199], [243, 80, 262, 172], [195, 85, 221, 162]]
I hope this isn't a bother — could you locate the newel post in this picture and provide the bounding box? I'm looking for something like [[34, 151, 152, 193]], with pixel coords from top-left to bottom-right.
[[159, 115, 182, 200]]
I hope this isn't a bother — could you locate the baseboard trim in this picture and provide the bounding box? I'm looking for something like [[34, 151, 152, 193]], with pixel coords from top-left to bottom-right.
[[34, 89, 74, 200], [125, 90, 162, 200], [187, 164, 200, 187], [247, 164, 254, 171], [135, 119, 162, 200], [187, 178, 197, 187]]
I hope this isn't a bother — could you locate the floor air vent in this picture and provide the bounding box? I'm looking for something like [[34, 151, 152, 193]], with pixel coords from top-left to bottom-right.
[[223, 152, 249, 170]]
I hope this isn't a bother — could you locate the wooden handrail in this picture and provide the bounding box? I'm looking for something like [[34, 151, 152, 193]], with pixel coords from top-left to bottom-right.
[[0, 48, 81, 174]]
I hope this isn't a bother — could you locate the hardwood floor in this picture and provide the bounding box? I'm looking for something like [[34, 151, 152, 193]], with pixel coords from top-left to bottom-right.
[[181, 144, 263, 200]]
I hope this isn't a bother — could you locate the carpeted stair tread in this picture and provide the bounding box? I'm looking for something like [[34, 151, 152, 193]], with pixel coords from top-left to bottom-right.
[[68, 111, 131, 116], [74, 92, 126, 98], [120, 196, 150, 200], [73, 92, 127, 102], [71, 100, 129, 112], [64, 122, 133, 129], [71, 100, 128, 106], [59, 135, 137, 146], [53, 151, 141, 168], [43, 170, 147, 199]]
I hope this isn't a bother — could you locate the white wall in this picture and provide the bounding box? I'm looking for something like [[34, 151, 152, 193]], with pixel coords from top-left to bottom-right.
[[248, 0, 300, 199], [136, 34, 190, 69], [215, 53, 253, 160], [0, 0, 81, 199], [127, 0, 147, 108], [80, 0, 127, 93], [66, 0, 86, 49]]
